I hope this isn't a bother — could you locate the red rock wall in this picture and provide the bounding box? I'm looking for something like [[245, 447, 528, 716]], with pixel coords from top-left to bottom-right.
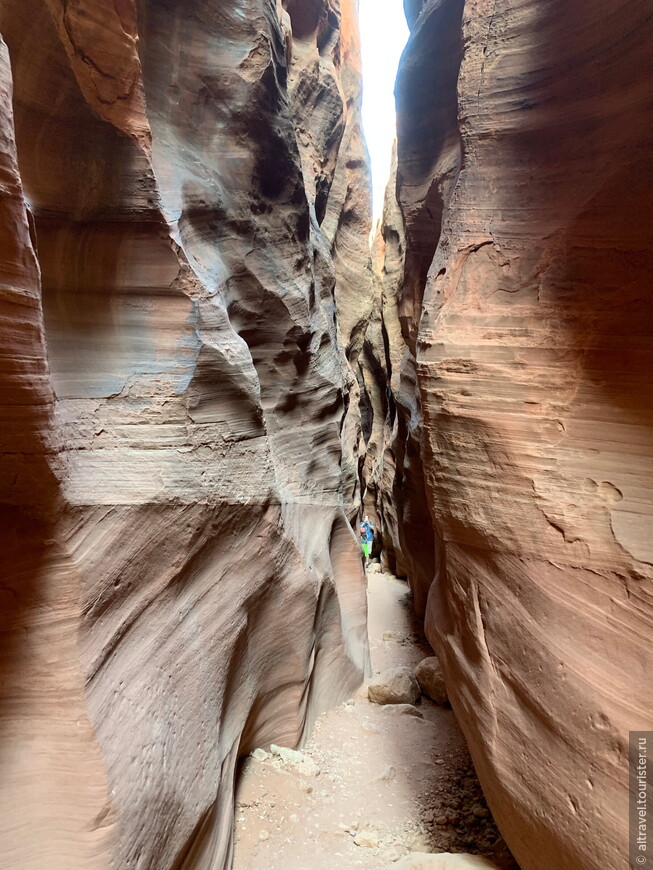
[[372, 1, 653, 868], [364, 145, 440, 614], [0, 2, 372, 868]]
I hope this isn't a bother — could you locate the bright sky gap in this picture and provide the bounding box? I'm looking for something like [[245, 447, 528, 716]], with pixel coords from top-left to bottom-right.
[[359, 0, 410, 224]]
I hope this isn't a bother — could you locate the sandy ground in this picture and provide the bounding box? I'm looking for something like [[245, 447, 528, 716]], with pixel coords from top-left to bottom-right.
[[232, 569, 518, 870]]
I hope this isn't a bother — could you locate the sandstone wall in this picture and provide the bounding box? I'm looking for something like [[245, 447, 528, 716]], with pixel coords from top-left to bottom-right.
[[364, 145, 439, 615], [371, 1, 653, 868], [0, 2, 372, 868]]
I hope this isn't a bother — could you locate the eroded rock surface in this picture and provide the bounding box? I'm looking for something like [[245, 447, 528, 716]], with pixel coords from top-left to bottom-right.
[[369, 2, 653, 869], [0, 2, 372, 869]]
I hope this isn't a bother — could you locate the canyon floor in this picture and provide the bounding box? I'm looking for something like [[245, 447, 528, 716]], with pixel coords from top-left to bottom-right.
[[232, 568, 518, 870]]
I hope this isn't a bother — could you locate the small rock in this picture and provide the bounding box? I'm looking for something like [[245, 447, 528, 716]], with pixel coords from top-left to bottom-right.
[[270, 744, 301, 763], [368, 666, 420, 706], [472, 805, 491, 819], [368, 562, 382, 574], [354, 829, 379, 848], [380, 765, 396, 782], [251, 748, 269, 762], [269, 744, 320, 776], [259, 830, 269, 842], [382, 703, 424, 719], [414, 657, 449, 705]]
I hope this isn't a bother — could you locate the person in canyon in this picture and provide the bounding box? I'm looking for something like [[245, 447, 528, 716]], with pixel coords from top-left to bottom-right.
[[360, 514, 375, 567]]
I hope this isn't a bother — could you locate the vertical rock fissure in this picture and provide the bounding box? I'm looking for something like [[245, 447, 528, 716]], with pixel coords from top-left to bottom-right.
[[2, 0, 652, 868]]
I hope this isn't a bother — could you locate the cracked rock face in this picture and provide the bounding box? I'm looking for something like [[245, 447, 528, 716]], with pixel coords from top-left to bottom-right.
[[370, 1, 653, 869], [0, 1, 372, 868]]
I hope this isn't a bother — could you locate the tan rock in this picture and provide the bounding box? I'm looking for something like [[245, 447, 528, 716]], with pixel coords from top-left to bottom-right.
[[415, 657, 448, 705], [368, 666, 421, 706], [354, 829, 380, 849]]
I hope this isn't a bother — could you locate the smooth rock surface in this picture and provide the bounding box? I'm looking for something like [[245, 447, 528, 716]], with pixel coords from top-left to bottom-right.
[[0, 2, 372, 869], [368, 2, 653, 870], [368, 666, 421, 706]]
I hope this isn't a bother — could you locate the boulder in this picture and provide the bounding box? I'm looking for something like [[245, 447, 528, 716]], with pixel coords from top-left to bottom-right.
[[368, 667, 420, 705], [415, 657, 449, 705]]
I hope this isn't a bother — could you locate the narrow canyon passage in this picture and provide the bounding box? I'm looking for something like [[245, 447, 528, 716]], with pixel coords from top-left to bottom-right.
[[232, 568, 517, 870], [0, 1, 651, 870]]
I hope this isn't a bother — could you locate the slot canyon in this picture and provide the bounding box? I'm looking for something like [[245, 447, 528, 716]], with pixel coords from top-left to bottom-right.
[[0, 1, 651, 869]]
